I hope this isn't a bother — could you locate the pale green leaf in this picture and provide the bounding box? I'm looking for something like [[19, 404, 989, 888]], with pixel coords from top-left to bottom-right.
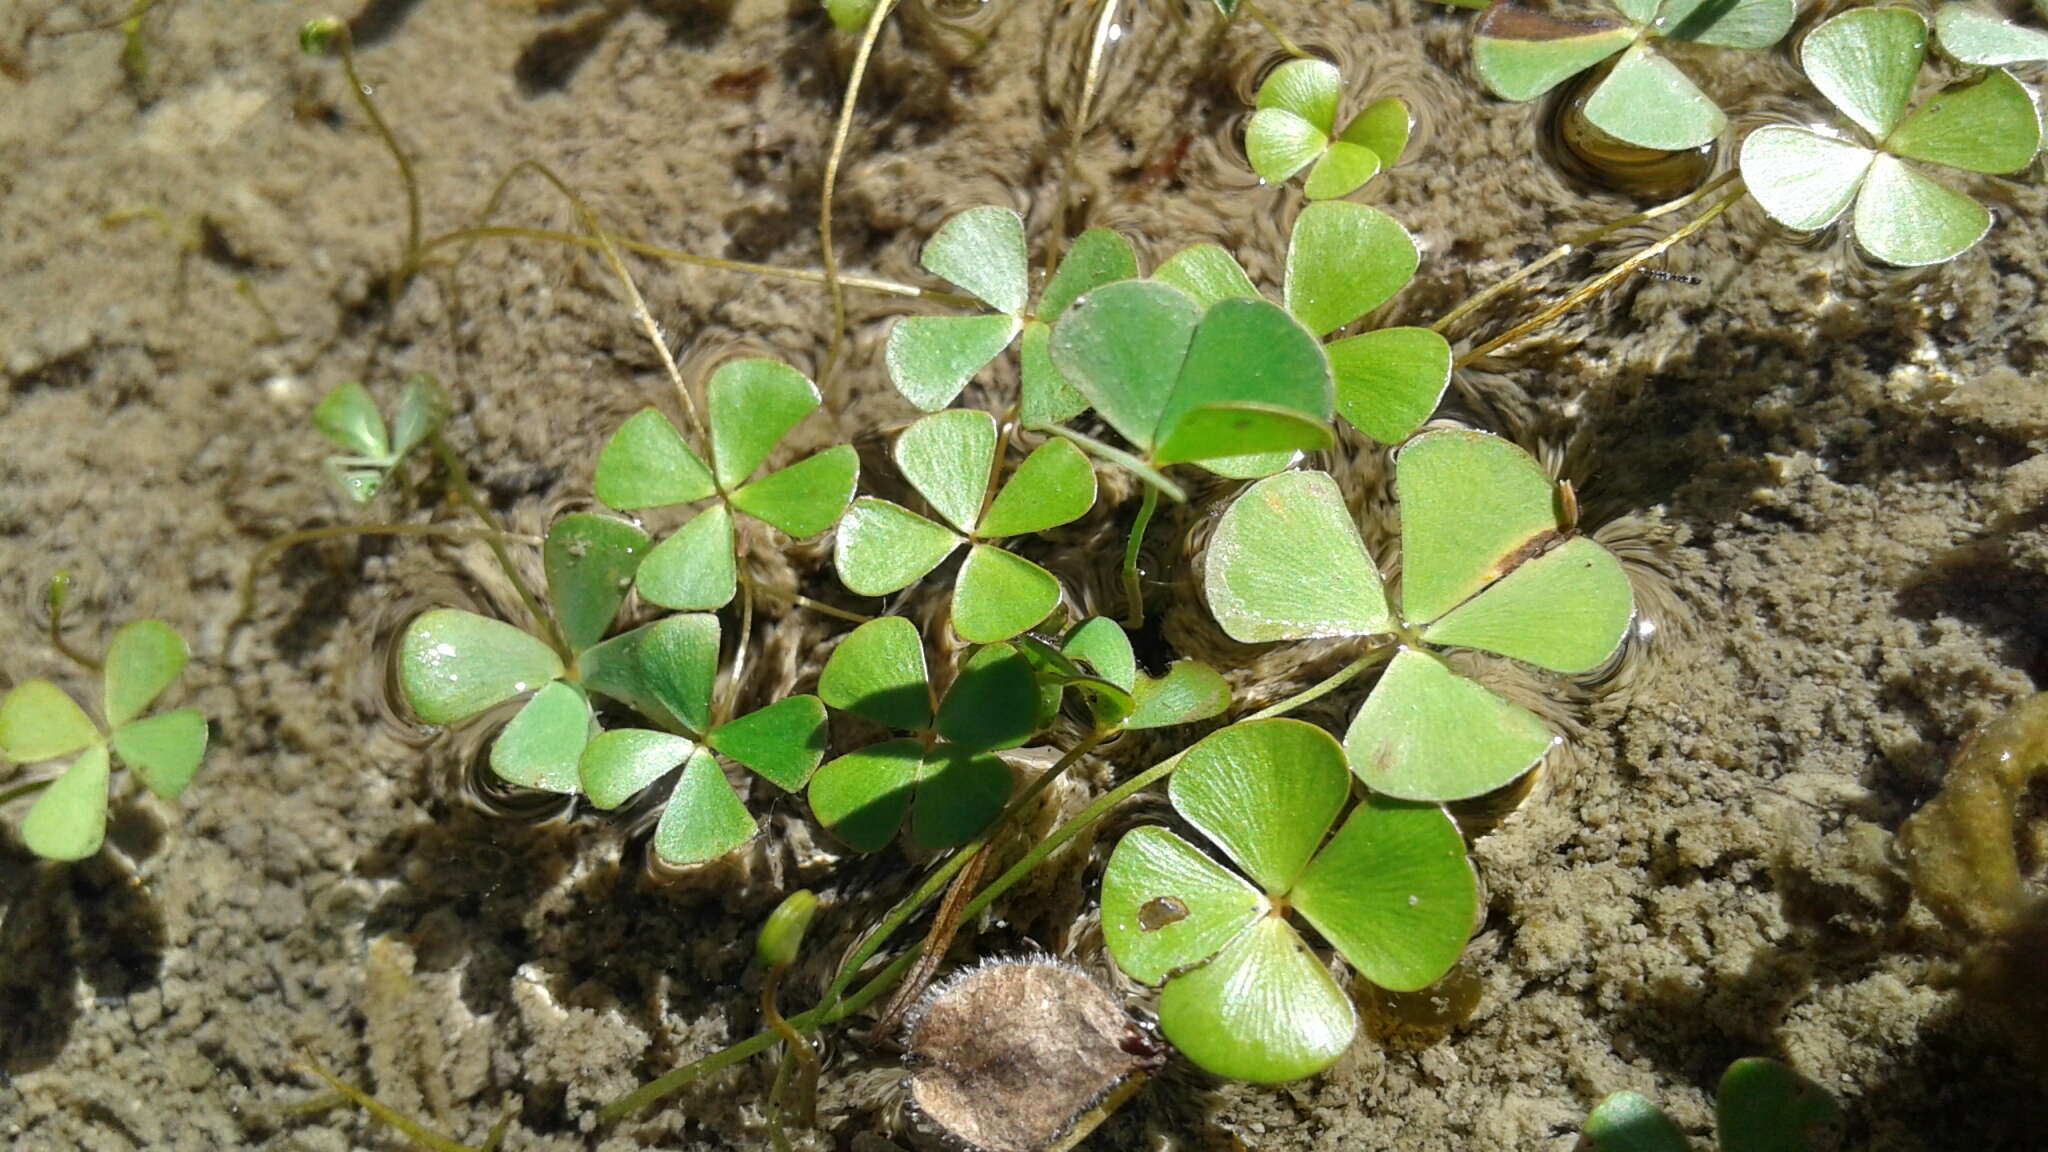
[[1302, 140, 1381, 200], [706, 358, 820, 490], [1886, 69, 2042, 174], [935, 640, 1040, 750], [708, 695, 828, 792], [1327, 326, 1451, 445], [731, 445, 860, 538], [1126, 662, 1231, 730], [1615, 0, 1660, 25], [1204, 470, 1393, 643], [1062, 618, 1137, 692], [653, 750, 757, 864], [1290, 796, 1476, 990], [1422, 535, 1634, 672], [885, 314, 1022, 412], [834, 499, 963, 597], [1039, 228, 1139, 321], [399, 609, 565, 726], [922, 205, 1030, 317], [1655, 0, 1795, 49], [1716, 1057, 1845, 1152], [1256, 58, 1343, 133], [818, 616, 932, 731], [1246, 107, 1329, 185], [1338, 97, 1411, 165], [896, 408, 998, 535], [1397, 428, 1561, 625], [594, 408, 715, 510], [1585, 1093, 1689, 1152], [1344, 648, 1556, 801], [910, 745, 1012, 849], [110, 709, 208, 801], [1150, 245, 1260, 310], [313, 381, 389, 459], [1169, 719, 1350, 895], [488, 680, 591, 794], [1102, 825, 1266, 985], [576, 614, 720, 737], [979, 438, 1097, 538], [1583, 41, 1726, 152], [1802, 6, 1928, 139], [1739, 126, 1876, 230], [0, 680, 99, 762], [1284, 201, 1419, 338], [1048, 280, 1202, 454], [544, 513, 650, 652], [808, 737, 923, 851], [1851, 154, 1991, 266], [21, 745, 111, 861], [104, 619, 187, 728], [1472, 6, 1635, 102], [580, 728, 694, 809], [823, 0, 878, 34], [390, 373, 448, 458], [637, 503, 737, 611], [1018, 321, 1088, 428], [1157, 917, 1357, 1083], [1936, 4, 2048, 65]]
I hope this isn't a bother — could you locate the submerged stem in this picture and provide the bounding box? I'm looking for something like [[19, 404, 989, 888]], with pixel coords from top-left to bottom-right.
[[1243, 647, 1383, 722], [330, 28, 422, 294], [760, 965, 818, 1136], [1121, 483, 1160, 629], [292, 1057, 484, 1152], [819, 0, 902, 394], [0, 777, 56, 807]]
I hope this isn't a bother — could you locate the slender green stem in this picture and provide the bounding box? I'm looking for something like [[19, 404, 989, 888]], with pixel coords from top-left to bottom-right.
[[819, 0, 902, 393], [1457, 184, 1744, 366], [428, 434, 566, 659], [761, 965, 818, 1134], [292, 1058, 478, 1152], [724, 557, 756, 729], [332, 29, 422, 291], [43, 573, 101, 673], [789, 595, 873, 625], [1240, 0, 1312, 58], [1039, 425, 1185, 502], [1243, 647, 1382, 722], [1121, 483, 1160, 629], [0, 778, 55, 807]]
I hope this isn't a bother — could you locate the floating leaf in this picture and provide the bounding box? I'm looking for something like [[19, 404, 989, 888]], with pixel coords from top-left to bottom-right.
[[1155, 917, 1356, 1084], [809, 738, 923, 851], [1739, 126, 1876, 230], [834, 499, 963, 596], [1582, 40, 1725, 151], [637, 504, 737, 611], [1019, 321, 1087, 428], [1326, 326, 1451, 445], [1471, 6, 1634, 102], [706, 358, 820, 490], [1301, 141, 1381, 201], [1248, 107, 1332, 186], [896, 409, 997, 535], [1050, 280, 1198, 453], [1396, 429, 1560, 625], [313, 381, 389, 459], [1421, 535, 1634, 673], [1152, 298, 1334, 465], [1204, 470, 1393, 643], [1656, 0, 1795, 50], [952, 545, 1062, 644], [1716, 1057, 1844, 1152], [886, 314, 1023, 412], [1936, 4, 2048, 65], [576, 614, 719, 736], [1125, 662, 1231, 730], [922, 205, 1029, 317], [653, 750, 757, 864], [103, 619, 187, 728], [708, 695, 829, 792], [488, 680, 591, 794], [1341, 96, 1412, 165], [978, 438, 1097, 539], [1169, 719, 1349, 896], [1852, 154, 1990, 267], [1344, 648, 1556, 801], [1886, 69, 2041, 175], [1039, 228, 1139, 321], [1802, 6, 1927, 140], [730, 444, 860, 538], [1283, 201, 1420, 338], [595, 408, 715, 510], [1584, 1092, 1688, 1152], [1150, 245, 1259, 309], [934, 642, 1039, 751], [0, 680, 100, 762], [21, 744, 111, 861], [110, 709, 208, 801], [580, 728, 694, 809], [1257, 57, 1342, 137], [1101, 825, 1266, 985], [544, 514, 650, 652], [909, 745, 1012, 849], [819, 617, 932, 731], [399, 610, 565, 726], [1288, 796, 1476, 991]]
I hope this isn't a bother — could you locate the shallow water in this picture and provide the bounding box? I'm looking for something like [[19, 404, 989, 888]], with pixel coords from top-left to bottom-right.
[[1, 0, 2045, 1149]]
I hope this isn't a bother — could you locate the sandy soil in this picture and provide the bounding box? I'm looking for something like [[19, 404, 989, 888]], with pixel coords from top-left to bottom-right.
[[2, 0, 2045, 1149]]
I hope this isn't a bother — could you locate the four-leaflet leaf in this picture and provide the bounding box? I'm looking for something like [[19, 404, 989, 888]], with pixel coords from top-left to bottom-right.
[[1247, 58, 1412, 200], [1100, 719, 1477, 1082]]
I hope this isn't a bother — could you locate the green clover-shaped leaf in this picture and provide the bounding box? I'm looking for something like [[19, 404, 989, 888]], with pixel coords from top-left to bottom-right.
[[886, 207, 1030, 411], [21, 744, 113, 861], [596, 359, 859, 610], [1247, 58, 1411, 200], [1715, 1057, 1845, 1152], [543, 513, 651, 654], [1937, 4, 2048, 66], [399, 609, 567, 726], [1584, 1091, 1688, 1152], [312, 375, 447, 503], [580, 731, 758, 865], [1473, 0, 1793, 150], [1101, 719, 1476, 1082], [834, 409, 1095, 642], [1740, 8, 2040, 266]]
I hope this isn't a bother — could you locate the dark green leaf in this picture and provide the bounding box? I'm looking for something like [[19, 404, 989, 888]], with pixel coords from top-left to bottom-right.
[[709, 695, 829, 792], [935, 642, 1040, 751], [818, 616, 933, 731]]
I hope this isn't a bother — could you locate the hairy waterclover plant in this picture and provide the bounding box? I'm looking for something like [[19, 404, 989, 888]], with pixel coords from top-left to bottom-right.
[[806, 617, 1034, 851], [1473, 0, 1795, 151], [0, 621, 208, 860], [886, 206, 1138, 416], [595, 358, 858, 610], [1583, 1057, 1843, 1152], [1246, 58, 1412, 200], [1739, 7, 2043, 267], [1204, 430, 1634, 800], [1100, 719, 1477, 1082], [1936, 3, 2048, 66], [834, 409, 1097, 642], [312, 373, 447, 503]]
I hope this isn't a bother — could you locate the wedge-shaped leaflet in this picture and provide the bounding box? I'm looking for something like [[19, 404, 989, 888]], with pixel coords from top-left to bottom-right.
[[886, 207, 1029, 410], [314, 381, 389, 460], [1654, 0, 1794, 48], [1421, 535, 1634, 673], [706, 695, 828, 792], [1024, 228, 1140, 427], [952, 545, 1061, 644], [1472, 5, 1635, 103], [1326, 326, 1451, 445], [543, 514, 650, 652], [1101, 826, 1267, 985], [1935, 4, 2048, 66], [1283, 201, 1421, 340], [1151, 244, 1259, 310], [21, 744, 112, 861], [933, 643, 1040, 752], [808, 738, 1011, 852], [653, 750, 758, 865], [581, 728, 696, 810], [576, 614, 719, 737], [111, 709, 210, 801], [638, 504, 736, 611], [1396, 428, 1562, 625], [1344, 648, 1556, 801], [1584, 1092, 1688, 1152], [0, 679, 100, 762], [1851, 154, 1991, 268], [834, 499, 963, 597], [1156, 917, 1357, 1084], [399, 610, 565, 726], [1580, 41, 1724, 152], [1714, 1057, 1844, 1152], [1168, 719, 1347, 895], [1289, 796, 1478, 991], [1204, 470, 1393, 643], [1739, 127, 1876, 230], [819, 616, 933, 731], [1245, 59, 1411, 200], [104, 620, 188, 728], [1050, 281, 1334, 474], [595, 408, 715, 510], [1886, 69, 2041, 175], [1057, 618, 1227, 732], [1803, 6, 1926, 139], [490, 680, 591, 794]]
